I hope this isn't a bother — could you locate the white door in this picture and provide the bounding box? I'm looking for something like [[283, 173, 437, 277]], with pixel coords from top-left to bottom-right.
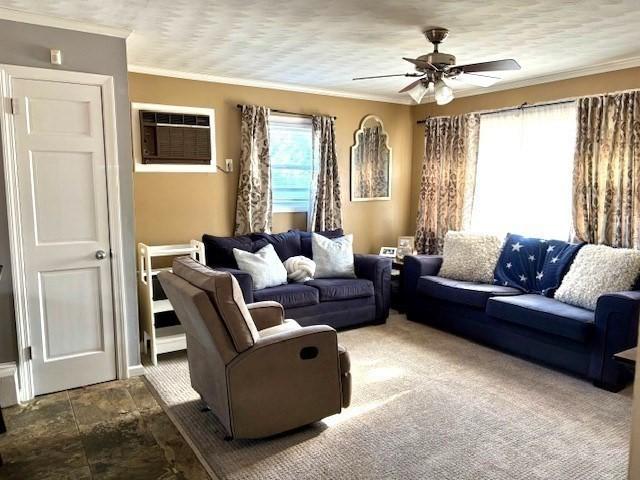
[[11, 78, 116, 395]]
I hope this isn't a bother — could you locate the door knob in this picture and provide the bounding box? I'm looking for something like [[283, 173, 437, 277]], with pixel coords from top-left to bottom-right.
[[95, 250, 107, 260]]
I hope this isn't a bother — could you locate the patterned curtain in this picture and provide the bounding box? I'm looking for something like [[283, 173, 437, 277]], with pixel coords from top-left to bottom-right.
[[310, 115, 342, 231], [415, 114, 480, 254], [234, 105, 272, 235], [573, 92, 640, 248]]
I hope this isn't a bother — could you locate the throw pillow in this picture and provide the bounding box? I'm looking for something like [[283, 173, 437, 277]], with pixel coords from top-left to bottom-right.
[[250, 231, 302, 261], [555, 244, 640, 310], [202, 234, 268, 269], [233, 244, 288, 290], [494, 233, 585, 296], [312, 233, 356, 278], [284, 255, 316, 282], [295, 228, 345, 258], [438, 231, 504, 283]]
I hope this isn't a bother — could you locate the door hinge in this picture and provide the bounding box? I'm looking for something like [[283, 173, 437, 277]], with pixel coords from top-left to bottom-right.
[[25, 346, 32, 360]]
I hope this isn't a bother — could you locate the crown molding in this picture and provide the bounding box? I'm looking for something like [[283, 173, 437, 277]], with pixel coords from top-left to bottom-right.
[[0, 7, 131, 38], [128, 65, 413, 105], [420, 55, 640, 104]]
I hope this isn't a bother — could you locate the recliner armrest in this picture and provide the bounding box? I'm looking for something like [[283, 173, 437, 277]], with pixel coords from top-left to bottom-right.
[[247, 301, 284, 330], [214, 267, 254, 303], [354, 254, 392, 323], [589, 291, 640, 389]]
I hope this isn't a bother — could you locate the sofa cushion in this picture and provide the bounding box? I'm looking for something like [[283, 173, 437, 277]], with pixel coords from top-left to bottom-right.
[[295, 228, 344, 259], [305, 278, 374, 302], [555, 244, 640, 310], [417, 275, 521, 309], [486, 294, 595, 343], [253, 284, 319, 309], [438, 231, 504, 284], [202, 233, 267, 269], [250, 231, 302, 261]]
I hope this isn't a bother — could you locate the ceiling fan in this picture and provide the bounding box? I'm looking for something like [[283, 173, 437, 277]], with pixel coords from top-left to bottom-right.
[[353, 27, 521, 105]]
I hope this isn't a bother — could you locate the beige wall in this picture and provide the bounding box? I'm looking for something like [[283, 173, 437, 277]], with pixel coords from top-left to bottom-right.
[[409, 67, 640, 232], [130, 73, 414, 254]]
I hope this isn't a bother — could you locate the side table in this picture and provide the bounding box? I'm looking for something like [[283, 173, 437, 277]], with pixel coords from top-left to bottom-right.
[[390, 260, 405, 312]]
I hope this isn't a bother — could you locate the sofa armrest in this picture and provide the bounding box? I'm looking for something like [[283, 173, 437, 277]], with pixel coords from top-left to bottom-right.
[[247, 301, 284, 330], [214, 267, 254, 303], [403, 255, 443, 297], [227, 325, 342, 438], [589, 291, 640, 390], [354, 254, 392, 323]]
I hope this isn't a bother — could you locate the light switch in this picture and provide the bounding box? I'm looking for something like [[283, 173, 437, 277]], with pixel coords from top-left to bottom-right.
[[225, 158, 233, 172]]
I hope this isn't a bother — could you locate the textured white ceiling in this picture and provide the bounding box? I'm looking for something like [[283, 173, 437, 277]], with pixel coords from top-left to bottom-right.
[[2, 0, 640, 102]]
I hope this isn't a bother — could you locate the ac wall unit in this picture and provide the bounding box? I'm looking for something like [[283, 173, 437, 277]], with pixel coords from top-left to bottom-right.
[[131, 102, 217, 173]]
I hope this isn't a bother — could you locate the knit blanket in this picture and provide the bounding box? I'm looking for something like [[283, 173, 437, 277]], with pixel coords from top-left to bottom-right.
[[284, 255, 316, 282]]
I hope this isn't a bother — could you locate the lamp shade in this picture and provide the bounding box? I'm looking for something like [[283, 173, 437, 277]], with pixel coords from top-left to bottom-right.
[[408, 82, 429, 104], [434, 79, 454, 105]]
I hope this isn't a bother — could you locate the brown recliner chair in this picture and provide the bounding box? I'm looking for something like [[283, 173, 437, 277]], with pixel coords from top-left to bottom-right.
[[158, 256, 351, 439]]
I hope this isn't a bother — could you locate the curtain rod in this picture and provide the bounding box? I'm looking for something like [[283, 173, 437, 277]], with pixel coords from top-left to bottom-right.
[[236, 104, 336, 120], [415, 99, 576, 124], [415, 86, 640, 125]]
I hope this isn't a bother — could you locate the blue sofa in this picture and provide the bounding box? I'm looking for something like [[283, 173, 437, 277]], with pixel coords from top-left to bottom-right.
[[202, 229, 391, 329], [404, 254, 639, 391]]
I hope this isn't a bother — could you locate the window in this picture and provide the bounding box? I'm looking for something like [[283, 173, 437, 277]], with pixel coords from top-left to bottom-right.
[[469, 102, 578, 240], [269, 115, 314, 212]]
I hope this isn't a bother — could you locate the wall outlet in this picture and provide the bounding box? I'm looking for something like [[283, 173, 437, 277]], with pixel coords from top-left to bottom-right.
[[225, 158, 233, 172]]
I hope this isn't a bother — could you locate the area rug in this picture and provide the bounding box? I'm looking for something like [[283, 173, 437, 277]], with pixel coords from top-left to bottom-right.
[[144, 313, 633, 480]]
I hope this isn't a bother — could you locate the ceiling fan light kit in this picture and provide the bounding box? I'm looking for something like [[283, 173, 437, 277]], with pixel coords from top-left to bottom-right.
[[352, 27, 521, 105], [408, 81, 429, 104], [434, 79, 454, 105]]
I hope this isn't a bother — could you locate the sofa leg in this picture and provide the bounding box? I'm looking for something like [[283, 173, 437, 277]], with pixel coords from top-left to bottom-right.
[[592, 380, 625, 393]]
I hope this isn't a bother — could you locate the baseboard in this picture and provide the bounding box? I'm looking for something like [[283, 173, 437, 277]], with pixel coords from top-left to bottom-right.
[[127, 364, 145, 377], [0, 362, 19, 407]]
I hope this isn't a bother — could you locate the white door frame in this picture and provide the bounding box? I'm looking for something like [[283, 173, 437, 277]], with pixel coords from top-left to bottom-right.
[[0, 64, 130, 402]]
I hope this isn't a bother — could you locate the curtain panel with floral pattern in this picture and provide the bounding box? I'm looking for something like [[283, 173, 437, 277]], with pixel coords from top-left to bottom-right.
[[415, 114, 480, 254], [234, 105, 272, 235], [310, 115, 343, 231], [573, 92, 640, 249]]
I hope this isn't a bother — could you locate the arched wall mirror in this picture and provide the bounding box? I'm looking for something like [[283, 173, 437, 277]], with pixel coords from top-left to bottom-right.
[[350, 115, 392, 201]]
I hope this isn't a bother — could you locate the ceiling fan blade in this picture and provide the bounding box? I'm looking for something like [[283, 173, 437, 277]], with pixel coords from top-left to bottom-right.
[[398, 77, 427, 93], [353, 73, 419, 81], [447, 72, 501, 87], [453, 59, 521, 73], [403, 57, 437, 70]]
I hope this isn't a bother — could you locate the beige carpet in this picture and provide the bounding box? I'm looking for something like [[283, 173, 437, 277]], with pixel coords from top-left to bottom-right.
[[144, 313, 633, 480]]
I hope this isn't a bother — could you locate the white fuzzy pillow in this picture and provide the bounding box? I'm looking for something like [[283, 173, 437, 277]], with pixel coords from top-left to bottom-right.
[[233, 244, 287, 290], [438, 231, 504, 283], [312, 233, 356, 278], [555, 244, 640, 310]]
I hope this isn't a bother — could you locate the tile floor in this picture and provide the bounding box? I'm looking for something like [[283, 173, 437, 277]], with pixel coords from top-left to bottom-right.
[[0, 377, 210, 480]]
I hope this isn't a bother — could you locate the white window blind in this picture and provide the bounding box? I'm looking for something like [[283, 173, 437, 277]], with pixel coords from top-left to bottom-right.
[[469, 102, 578, 240], [269, 115, 314, 213]]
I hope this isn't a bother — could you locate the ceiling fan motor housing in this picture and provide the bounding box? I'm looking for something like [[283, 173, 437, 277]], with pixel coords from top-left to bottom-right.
[[417, 52, 456, 70]]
